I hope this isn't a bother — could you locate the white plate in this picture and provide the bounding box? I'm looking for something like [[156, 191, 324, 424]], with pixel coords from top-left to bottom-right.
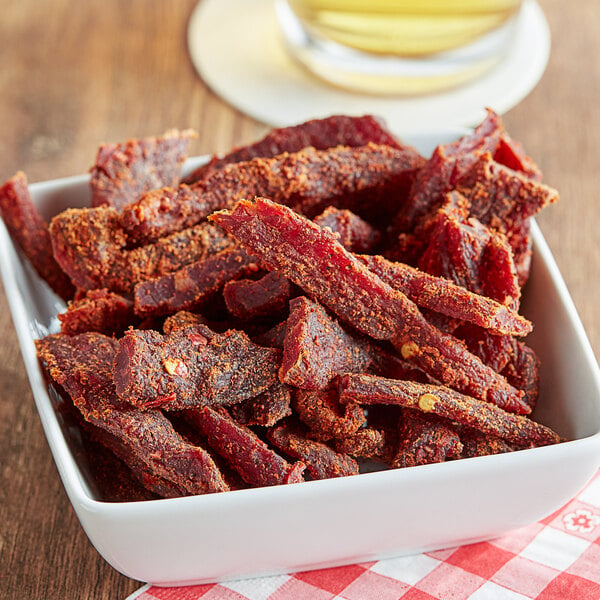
[[2, 130, 600, 586], [187, 0, 550, 133]]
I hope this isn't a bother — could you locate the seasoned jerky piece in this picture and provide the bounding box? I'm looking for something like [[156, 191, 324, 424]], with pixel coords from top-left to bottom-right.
[[334, 427, 394, 463], [134, 246, 258, 317], [223, 271, 291, 320], [452, 322, 514, 373], [268, 421, 359, 479], [163, 310, 210, 334], [229, 381, 292, 427], [211, 198, 527, 413], [313, 206, 382, 253], [114, 323, 280, 410], [0, 172, 74, 300], [393, 410, 462, 468], [36, 332, 229, 495], [338, 374, 562, 448], [50, 206, 232, 293], [183, 114, 402, 183], [501, 340, 540, 413], [459, 428, 515, 458], [90, 129, 196, 211], [58, 288, 136, 336], [359, 254, 531, 336], [418, 192, 521, 310], [253, 320, 287, 350], [121, 143, 425, 243], [183, 406, 305, 487], [281, 296, 375, 390], [293, 388, 366, 442]]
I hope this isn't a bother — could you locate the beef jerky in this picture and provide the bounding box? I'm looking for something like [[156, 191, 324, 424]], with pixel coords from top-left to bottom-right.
[[0, 172, 74, 300], [452, 322, 514, 373], [338, 374, 562, 448], [90, 129, 196, 211], [333, 427, 394, 463], [35, 332, 229, 495], [252, 320, 287, 350], [459, 428, 515, 458], [268, 421, 359, 479], [134, 246, 258, 317], [313, 206, 381, 253], [114, 323, 280, 410], [50, 206, 232, 293], [229, 381, 292, 427], [183, 114, 402, 183], [359, 253, 531, 336], [58, 288, 136, 336], [223, 271, 291, 320], [121, 143, 425, 243], [162, 310, 210, 334], [501, 340, 541, 413], [211, 198, 527, 413], [281, 296, 375, 390], [392, 410, 463, 468], [293, 388, 366, 442], [183, 406, 305, 487]]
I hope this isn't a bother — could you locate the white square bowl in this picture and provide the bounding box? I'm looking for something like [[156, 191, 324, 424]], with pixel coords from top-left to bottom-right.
[[1, 130, 599, 586]]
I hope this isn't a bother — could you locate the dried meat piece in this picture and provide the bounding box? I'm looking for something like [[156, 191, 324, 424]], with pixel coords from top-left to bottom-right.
[[281, 296, 375, 390], [501, 340, 540, 413], [121, 143, 425, 243], [223, 271, 291, 321], [333, 427, 394, 463], [392, 410, 463, 468], [338, 374, 562, 448], [0, 172, 74, 300], [229, 381, 292, 427], [252, 320, 287, 350], [359, 254, 531, 336], [114, 323, 280, 410], [183, 114, 402, 183], [293, 388, 366, 442], [90, 129, 196, 211], [211, 198, 527, 413], [451, 322, 514, 373], [459, 428, 515, 458], [35, 332, 229, 496], [268, 421, 359, 479], [313, 206, 382, 253], [134, 246, 259, 317], [182, 406, 305, 487], [162, 310, 210, 334], [58, 288, 136, 336]]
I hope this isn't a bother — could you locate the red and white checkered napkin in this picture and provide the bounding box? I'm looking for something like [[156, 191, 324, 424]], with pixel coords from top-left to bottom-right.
[[130, 469, 600, 600]]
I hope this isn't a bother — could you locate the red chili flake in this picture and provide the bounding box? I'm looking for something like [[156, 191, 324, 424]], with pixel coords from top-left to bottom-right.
[[187, 332, 208, 346]]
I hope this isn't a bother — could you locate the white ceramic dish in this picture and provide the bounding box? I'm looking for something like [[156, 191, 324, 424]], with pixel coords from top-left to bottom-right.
[[2, 130, 600, 586]]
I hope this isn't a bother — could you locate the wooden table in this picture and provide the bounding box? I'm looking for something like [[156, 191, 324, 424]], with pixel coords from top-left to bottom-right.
[[0, 1, 598, 597]]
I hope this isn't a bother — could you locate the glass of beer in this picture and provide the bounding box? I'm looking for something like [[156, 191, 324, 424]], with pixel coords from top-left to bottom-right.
[[275, 0, 524, 95]]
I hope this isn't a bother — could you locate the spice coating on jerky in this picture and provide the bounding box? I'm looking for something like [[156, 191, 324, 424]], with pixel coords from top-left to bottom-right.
[[210, 197, 527, 414], [313, 206, 382, 253]]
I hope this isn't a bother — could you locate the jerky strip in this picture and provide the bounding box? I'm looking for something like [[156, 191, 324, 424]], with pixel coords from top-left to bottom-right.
[[121, 143, 424, 243], [223, 271, 291, 321], [0, 172, 74, 300], [90, 129, 196, 211], [281, 296, 375, 390], [338, 374, 562, 449], [229, 381, 292, 427], [183, 406, 305, 487], [114, 324, 280, 410], [58, 288, 136, 336], [268, 421, 359, 479], [333, 427, 394, 463], [359, 254, 531, 336], [36, 332, 228, 495], [183, 114, 402, 183], [134, 246, 258, 317], [459, 428, 515, 459], [211, 198, 527, 413], [313, 206, 381, 253], [163, 310, 210, 334]]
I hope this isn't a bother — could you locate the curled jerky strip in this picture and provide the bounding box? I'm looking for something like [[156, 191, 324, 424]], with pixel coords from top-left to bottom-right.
[[121, 143, 424, 243], [281, 296, 375, 390], [90, 128, 196, 211], [211, 197, 527, 413], [184, 114, 402, 183], [268, 421, 359, 479], [58, 288, 136, 336], [0, 172, 75, 300], [50, 206, 232, 293], [229, 381, 292, 427], [313, 206, 382, 253], [223, 271, 291, 321], [182, 406, 305, 487], [134, 246, 259, 317], [358, 254, 531, 336], [114, 323, 280, 410], [36, 332, 229, 495], [338, 374, 562, 448]]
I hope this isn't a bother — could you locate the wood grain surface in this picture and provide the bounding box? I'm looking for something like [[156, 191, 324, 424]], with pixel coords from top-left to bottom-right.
[[0, 1, 598, 598]]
